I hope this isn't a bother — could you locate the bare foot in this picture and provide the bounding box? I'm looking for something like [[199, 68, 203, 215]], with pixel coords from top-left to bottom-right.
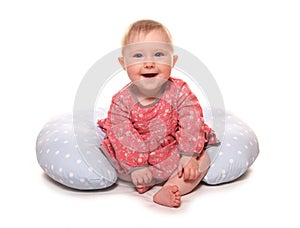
[[136, 185, 153, 194], [153, 185, 181, 207]]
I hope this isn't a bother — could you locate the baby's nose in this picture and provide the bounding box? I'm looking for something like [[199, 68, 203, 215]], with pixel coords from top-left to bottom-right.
[[144, 61, 155, 68]]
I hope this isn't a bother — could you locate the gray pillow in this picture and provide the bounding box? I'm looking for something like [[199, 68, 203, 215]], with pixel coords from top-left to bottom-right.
[[36, 108, 259, 189], [36, 110, 117, 190], [203, 110, 259, 184]]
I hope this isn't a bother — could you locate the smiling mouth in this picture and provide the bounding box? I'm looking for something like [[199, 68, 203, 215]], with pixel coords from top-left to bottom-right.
[[141, 73, 158, 78]]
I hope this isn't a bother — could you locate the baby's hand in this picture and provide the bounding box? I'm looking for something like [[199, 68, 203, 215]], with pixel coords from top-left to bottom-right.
[[131, 167, 153, 187], [177, 156, 200, 181]]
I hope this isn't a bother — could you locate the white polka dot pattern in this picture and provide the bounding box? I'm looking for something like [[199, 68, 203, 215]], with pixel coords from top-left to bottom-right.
[[36, 108, 259, 189], [36, 109, 117, 190], [203, 109, 259, 185]]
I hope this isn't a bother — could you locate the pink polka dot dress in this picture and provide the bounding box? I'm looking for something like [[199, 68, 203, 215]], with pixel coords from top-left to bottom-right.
[[98, 77, 219, 181]]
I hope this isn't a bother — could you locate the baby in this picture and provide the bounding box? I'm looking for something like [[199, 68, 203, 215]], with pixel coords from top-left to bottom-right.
[[98, 19, 219, 207]]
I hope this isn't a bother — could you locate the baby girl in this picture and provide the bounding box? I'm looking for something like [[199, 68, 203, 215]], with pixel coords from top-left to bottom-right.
[[98, 19, 219, 207]]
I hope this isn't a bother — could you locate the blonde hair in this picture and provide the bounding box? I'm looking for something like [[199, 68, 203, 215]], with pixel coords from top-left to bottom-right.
[[121, 19, 173, 48]]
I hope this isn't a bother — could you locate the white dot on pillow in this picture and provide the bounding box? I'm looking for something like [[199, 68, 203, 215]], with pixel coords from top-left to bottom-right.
[[244, 145, 249, 149], [51, 164, 54, 171], [65, 154, 71, 159], [80, 178, 85, 183], [63, 140, 69, 144], [55, 150, 60, 155], [218, 151, 223, 156], [76, 159, 82, 164], [59, 167, 63, 172], [54, 137, 59, 142], [237, 150, 242, 155], [229, 159, 234, 164], [226, 143, 231, 147], [46, 149, 50, 154], [69, 172, 74, 178], [233, 136, 238, 140]]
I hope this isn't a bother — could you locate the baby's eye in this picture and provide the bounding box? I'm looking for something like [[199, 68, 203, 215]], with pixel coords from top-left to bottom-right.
[[154, 52, 165, 57], [133, 53, 143, 58]]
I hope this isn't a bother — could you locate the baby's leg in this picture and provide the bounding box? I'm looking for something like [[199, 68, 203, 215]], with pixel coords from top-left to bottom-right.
[[153, 151, 210, 207]]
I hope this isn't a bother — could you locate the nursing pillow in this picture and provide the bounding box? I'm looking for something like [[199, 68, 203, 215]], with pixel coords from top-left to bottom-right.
[[36, 109, 117, 190], [36, 107, 259, 190], [202, 109, 259, 184]]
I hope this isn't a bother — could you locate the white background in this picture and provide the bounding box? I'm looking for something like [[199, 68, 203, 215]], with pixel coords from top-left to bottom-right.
[[1, 0, 299, 227]]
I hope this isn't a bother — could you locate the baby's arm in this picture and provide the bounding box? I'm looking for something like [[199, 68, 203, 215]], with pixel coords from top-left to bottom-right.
[[175, 81, 206, 157], [105, 94, 150, 171]]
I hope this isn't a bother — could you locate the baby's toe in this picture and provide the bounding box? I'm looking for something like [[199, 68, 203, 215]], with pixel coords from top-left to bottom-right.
[[171, 185, 179, 193]]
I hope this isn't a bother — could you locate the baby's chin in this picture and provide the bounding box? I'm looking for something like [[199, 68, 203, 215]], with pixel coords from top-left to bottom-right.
[[134, 77, 168, 93]]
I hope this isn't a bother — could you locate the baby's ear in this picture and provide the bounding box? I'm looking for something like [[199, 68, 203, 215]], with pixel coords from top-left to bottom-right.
[[172, 55, 178, 67], [118, 57, 126, 70]]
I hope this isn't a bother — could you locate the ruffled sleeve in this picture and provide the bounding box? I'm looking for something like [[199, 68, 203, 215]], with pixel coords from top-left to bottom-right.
[[174, 80, 219, 156], [98, 93, 149, 174]]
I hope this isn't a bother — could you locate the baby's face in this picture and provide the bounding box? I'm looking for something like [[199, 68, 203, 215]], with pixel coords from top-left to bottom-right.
[[119, 30, 177, 91]]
